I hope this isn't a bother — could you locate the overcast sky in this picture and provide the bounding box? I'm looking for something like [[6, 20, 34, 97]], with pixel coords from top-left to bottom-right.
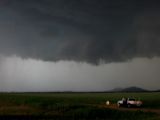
[[0, 0, 160, 91]]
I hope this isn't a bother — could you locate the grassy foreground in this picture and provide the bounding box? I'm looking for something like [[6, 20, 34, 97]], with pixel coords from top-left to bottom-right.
[[0, 92, 159, 120]]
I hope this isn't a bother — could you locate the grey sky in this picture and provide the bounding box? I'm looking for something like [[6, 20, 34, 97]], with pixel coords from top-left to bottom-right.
[[0, 55, 159, 91], [0, 0, 160, 91], [0, 0, 160, 63]]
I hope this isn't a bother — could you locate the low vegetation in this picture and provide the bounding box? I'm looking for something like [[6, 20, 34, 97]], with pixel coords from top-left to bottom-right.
[[0, 92, 159, 120]]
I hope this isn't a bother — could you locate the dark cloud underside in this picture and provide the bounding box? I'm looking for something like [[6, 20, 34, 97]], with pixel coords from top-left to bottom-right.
[[0, 0, 160, 64]]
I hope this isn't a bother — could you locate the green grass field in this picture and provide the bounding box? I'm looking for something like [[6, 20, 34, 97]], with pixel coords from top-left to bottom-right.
[[0, 92, 159, 120]]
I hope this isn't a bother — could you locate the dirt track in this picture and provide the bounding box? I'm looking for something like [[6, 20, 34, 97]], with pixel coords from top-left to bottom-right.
[[101, 104, 160, 115]]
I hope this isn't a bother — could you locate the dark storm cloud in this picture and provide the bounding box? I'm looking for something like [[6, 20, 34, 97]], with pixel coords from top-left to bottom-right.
[[0, 0, 160, 64]]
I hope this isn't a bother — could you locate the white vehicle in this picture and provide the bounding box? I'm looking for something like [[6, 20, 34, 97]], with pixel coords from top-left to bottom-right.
[[117, 98, 142, 107]]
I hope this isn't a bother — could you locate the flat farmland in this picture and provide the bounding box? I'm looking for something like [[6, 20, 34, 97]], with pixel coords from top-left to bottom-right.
[[0, 92, 159, 120]]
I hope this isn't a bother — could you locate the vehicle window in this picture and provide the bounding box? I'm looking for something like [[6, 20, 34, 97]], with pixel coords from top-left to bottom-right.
[[129, 99, 135, 101]]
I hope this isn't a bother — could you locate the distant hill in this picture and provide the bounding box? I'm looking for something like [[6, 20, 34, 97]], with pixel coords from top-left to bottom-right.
[[155, 89, 160, 92], [110, 86, 148, 92], [121, 86, 148, 92]]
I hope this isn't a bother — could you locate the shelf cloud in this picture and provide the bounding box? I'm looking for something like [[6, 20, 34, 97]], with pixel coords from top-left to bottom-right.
[[0, 0, 160, 64]]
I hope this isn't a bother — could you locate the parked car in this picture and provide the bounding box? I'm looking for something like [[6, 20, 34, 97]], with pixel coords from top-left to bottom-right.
[[117, 98, 142, 107]]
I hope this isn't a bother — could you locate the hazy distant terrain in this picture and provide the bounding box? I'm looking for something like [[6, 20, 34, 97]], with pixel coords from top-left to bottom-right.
[[110, 86, 148, 92]]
